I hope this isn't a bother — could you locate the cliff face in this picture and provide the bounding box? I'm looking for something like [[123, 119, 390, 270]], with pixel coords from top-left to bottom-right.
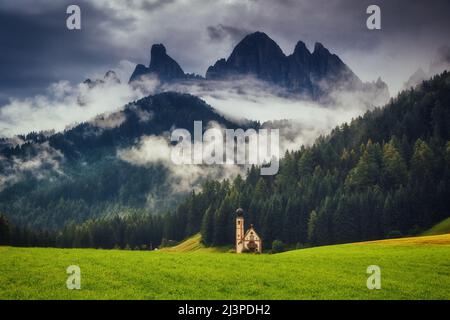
[[206, 32, 367, 98], [129, 31, 389, 102], [129, 44, 185, 82], [214, 32, 287, 84]]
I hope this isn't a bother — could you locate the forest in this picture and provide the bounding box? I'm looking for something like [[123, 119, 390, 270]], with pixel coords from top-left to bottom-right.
[[1, 72, 449, 250]]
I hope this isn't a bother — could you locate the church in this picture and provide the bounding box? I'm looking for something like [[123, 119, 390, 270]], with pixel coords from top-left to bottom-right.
[[235, 208, 262, 253]]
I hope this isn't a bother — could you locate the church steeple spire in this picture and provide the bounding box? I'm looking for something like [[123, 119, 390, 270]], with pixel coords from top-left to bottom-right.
[[235, 208, 245, 253]]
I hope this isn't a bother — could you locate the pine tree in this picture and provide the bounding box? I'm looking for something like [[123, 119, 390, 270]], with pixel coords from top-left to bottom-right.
[[0, 214, 11, 245], [345, 140, 382, 189], [307, 210, 318, 244], [381, 141, 408, 189], [201, 206, 214, 245], [411, 139, 435, 184], [213, 196, 232, 245]]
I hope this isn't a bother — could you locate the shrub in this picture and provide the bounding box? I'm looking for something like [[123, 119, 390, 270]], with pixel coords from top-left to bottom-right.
[[271, 240, 285, 254]]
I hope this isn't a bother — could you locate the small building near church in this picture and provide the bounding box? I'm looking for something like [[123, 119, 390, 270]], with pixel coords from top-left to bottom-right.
[[235, 208, 262, 253]]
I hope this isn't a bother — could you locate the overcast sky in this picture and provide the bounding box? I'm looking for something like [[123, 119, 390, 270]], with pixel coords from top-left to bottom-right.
[[1, 0, 449, 105]]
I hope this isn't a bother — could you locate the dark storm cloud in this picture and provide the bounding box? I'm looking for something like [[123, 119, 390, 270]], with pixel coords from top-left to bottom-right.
[[230, 0, 450, 90], [207, 24, 252, 43], [0, 1, 134, 101], [0, 0, 449, 104], [138, 0, 177, 11]]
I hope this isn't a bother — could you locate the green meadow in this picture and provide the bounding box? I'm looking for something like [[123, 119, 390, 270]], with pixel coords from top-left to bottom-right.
[[1, 234, 449, 300]]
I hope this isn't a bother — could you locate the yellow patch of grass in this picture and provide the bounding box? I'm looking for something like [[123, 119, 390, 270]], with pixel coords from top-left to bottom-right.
[[356, 233, 450, 246], [160, 233, 231, 253]]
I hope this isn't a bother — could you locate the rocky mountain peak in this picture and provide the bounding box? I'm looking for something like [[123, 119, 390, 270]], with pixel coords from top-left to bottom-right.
[[293, 41, 310, 55], [104, 70, 120, 83], [128, 31, 389, 102], [129, 44, 185, 82], [84, 70, 121, 88], [205, 32, 368, 98], [313, 42, 327, 54], [151, 44, 166, 57], [213, 31, 286, 82]]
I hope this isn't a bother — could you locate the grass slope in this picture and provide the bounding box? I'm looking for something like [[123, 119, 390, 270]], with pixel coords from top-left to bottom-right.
[[1, 234, 449, 300], [422, 217, 450, 236], [160, 233, 230, 253], [357, 233, 450, 245]]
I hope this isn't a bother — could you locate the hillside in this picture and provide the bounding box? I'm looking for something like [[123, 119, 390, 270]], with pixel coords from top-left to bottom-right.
[[1, 234, 449, 300], [357, 233, 450, 245], [160, 233, 231, 253], [422, 217, 450, 236], [178, 71, 450, 250], [0, 92, 247, 230]]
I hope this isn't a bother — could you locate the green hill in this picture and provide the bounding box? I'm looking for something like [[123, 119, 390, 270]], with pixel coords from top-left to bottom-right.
[[175, 71, 450, 251], [422, 217, 450, 236], [1, 234, 449, 300]]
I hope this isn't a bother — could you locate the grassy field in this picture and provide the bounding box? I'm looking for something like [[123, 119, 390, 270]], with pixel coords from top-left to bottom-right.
[[1, 234, 449, 300]]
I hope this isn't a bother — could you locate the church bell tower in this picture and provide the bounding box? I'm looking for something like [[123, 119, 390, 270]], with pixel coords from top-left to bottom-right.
[[236, 208, 245, 253]]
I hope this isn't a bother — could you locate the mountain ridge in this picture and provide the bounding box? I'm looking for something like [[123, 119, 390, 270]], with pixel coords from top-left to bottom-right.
[[129, 31, 389, 101], [206, 32, 363, 98]]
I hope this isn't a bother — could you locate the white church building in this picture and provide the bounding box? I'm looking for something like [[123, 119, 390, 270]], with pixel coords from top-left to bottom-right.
[[235, 208, 262, 253]]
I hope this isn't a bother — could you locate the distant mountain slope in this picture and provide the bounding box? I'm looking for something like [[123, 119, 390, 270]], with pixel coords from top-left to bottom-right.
[[0, 92, 246, 229], [1, 92, 239, 161], [403, 46, 450, 90]]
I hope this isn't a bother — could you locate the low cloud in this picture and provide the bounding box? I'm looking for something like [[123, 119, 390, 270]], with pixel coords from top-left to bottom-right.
[[0, 62, 393, 194], [0, 141, 64, 190], [160, 76, 388, 147], [118, 135, 172, 165], [0, 68, 389, 156], [118, 133, 244, 193], [0, 61, 159, 137], [207, 24, 252, 43], [91, 111, 126, 129]]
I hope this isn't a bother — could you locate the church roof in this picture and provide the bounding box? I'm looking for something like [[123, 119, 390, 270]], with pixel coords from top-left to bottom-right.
[[244, 224, 261, 239]]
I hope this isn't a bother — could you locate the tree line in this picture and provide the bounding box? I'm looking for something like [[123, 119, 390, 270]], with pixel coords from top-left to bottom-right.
[[0, 211, 166, 250]]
